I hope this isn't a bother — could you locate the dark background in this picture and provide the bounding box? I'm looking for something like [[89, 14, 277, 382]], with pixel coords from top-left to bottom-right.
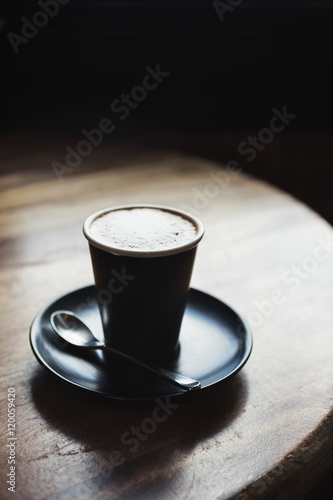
[[2, 0, 333, 133], [1, 2, 333, 497]]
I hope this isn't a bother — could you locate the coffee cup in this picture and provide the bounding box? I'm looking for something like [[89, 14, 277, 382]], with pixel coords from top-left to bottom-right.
[[83, 204, 204, 363]]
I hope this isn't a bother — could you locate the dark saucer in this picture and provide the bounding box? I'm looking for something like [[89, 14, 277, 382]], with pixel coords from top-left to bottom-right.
[[29, 286, 253, 400]]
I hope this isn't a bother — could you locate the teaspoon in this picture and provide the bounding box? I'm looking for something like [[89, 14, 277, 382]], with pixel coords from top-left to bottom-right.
[[50, 310, 201, 392]]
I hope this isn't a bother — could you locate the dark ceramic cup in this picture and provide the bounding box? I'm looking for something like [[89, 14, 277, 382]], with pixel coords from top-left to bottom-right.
[[83, 204, 204, 363]]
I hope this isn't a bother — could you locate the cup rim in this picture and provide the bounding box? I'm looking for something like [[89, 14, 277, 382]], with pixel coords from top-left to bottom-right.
[[83, 203, 205, 258]]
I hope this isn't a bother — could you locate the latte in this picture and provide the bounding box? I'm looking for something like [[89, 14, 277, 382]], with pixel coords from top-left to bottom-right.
[[87, 206, 201, 255]]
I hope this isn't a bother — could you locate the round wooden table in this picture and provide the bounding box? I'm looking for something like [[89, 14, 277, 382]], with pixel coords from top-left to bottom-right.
[[1, 144, 332, 499]]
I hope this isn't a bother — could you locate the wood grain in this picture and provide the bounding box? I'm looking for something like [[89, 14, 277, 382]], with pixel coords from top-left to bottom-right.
[[1, 140, 333, 500]]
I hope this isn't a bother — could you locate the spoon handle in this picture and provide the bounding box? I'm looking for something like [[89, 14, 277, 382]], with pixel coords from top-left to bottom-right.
[[102, 344, 201, 391]]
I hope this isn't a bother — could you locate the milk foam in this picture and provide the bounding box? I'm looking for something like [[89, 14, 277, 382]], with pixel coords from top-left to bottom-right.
[[90, 208, 197, 251]]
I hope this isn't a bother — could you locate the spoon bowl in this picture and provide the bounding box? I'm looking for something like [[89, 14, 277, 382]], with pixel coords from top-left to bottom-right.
[[51, 311, 104, 348]]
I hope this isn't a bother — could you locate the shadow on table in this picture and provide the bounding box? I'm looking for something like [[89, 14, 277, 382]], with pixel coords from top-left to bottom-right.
[[31, 366, 249, 496]]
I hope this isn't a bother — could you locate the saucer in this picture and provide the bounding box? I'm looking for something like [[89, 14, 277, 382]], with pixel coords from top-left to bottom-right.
[[30, 286, 253, 400]]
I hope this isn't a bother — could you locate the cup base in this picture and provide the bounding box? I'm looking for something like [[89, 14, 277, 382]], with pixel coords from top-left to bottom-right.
[[107, 340, 181, 366]]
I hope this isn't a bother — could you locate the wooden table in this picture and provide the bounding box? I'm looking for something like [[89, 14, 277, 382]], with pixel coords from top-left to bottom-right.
[[1, 139, 333, 499]]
